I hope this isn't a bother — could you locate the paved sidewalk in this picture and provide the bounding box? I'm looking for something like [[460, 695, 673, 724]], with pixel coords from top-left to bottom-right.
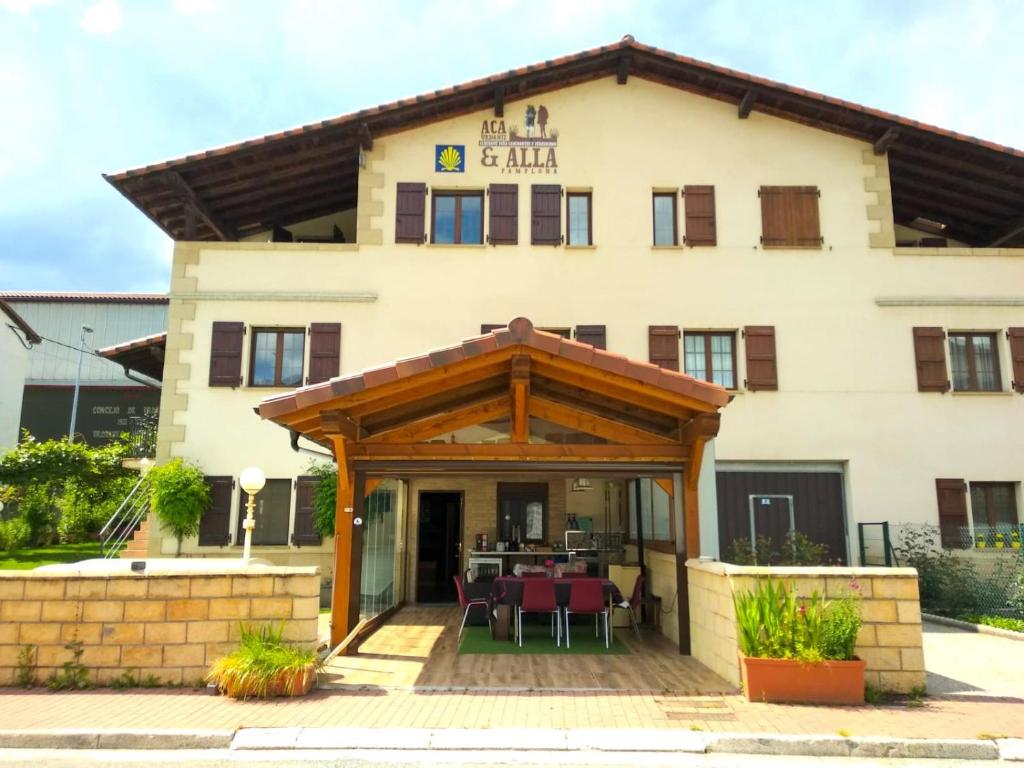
[[0, 688, 1021, 740], [923, 619, 1024, 698]]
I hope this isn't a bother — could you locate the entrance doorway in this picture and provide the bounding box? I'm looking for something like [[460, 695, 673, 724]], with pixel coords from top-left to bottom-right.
[[416, 491, 463, 603]]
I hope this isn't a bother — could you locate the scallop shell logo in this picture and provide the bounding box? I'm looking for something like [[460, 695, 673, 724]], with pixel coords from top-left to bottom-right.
[[438, 145, 462, 172]]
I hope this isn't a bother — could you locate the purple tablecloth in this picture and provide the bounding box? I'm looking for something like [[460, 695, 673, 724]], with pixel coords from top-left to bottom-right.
[[490, 576, 623, 606]]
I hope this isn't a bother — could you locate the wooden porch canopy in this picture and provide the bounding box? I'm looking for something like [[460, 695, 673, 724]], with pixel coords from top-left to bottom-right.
[[257, 318, 729, 648]]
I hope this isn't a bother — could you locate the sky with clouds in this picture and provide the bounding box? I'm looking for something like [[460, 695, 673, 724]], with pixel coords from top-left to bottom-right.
[[1, 0, 1021, 293]]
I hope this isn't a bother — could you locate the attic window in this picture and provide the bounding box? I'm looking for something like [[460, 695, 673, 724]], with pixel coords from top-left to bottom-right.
[[910, 216, 947, 235]]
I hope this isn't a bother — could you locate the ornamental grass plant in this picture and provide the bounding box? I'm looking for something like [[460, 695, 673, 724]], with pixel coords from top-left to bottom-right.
[[734, 579, 862, 663], [206, 624, 320, 699]]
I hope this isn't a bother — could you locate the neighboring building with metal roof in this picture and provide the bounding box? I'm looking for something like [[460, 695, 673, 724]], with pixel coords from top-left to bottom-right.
[[104, 37, 1023, 658], [0, 292, 168, 445], [0, 300, 41, 450]]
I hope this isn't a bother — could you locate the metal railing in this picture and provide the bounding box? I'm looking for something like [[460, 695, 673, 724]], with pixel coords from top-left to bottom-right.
[[125, 415, 158, 459], [99, 472, 153, 558]]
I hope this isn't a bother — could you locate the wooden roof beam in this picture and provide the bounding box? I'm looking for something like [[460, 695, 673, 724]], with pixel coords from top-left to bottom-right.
[[679, 413, 721, 445], [737, 88, 757, 119], [873, 127, 901, 155], [986, 215, 1024, 247], [359, 123, 373, 151], [510, 354, 529, 444], [164, 171, 236, 241], [362, 395, 509, 444], [493, 85, 504, 117], [320, 410, 365, 441], [617, 53, 631, 85], [529, 395, 676, 445]]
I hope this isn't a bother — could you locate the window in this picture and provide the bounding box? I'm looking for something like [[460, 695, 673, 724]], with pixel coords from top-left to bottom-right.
[[566, 192, 592, 245], [653, 193, 677, 245], [250, 329, 304, 387], [431, 191, 483, 244], [237, 478, 291, 546], [538, 326, 572, 339], [759, 186, 821, 248], [949, 332, 1001, 391], [970, 482, 1018, 529], [627, 479, 673, 544], [496, 482, 548, 543], [684, 332, 737, 389]]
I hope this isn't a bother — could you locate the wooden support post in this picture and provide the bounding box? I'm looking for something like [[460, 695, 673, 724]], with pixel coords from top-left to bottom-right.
[[873, 126, 900, 155], [164, 171, 236, 241], [672, 472, 690, 654], [616, 54, 631, 85], [493, 85, 504, 117], [510, 354, 530, 444], [684, 438, 706, 560], [183, 203, 198, 240], [330, 437, 356, 647], [348, 470, 366, 635]]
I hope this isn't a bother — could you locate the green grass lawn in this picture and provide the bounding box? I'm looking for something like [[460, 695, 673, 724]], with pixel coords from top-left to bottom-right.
[[0, 541, 102, 570]]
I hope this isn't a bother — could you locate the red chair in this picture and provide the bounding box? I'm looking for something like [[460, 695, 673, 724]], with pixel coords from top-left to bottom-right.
[[613, 573, 643, 638], [517, 578, 560, 647], [454, 574, 491, 643], [564, 578, 609, 649]]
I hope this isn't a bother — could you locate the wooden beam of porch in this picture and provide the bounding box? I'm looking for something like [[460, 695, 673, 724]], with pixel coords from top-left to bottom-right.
[[361, 395, 510, 443], [347, 443, 689, 461], [528, 395, 677, 445], [510, 354, 530, 444], [320, 409, 363, 441], [163, 171, 235, 240], [330, 438, 357, 647]]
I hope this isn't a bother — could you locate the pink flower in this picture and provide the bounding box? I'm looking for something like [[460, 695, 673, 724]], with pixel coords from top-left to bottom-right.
[[849, 577, 861, 591], [798, 604, 806, 616], [545, 559, 554, 568]]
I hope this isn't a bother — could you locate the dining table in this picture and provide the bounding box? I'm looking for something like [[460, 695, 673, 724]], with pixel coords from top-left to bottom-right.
[[489, 575, 624, 643]]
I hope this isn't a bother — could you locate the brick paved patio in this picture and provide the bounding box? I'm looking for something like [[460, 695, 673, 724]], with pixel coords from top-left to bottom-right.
[[0, 687, 1020, 739]]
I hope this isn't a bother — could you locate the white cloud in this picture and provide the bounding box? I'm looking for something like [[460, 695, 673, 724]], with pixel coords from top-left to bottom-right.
[[80, 0, 122, 35]]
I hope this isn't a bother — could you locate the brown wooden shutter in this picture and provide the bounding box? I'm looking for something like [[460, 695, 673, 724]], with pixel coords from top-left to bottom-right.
[[198, 476, 233, 546], [531, 184, 562, 245], [912, 327, 949, 392], [292, 476, 322, 546], [488, 184, 518, 245], [575, 325, 607, 350], [209, 322, 244, 387], [648, 325, 679, 370], [395, 182, 427, 243], [683, 185, 716, 246], [935, 478, 968, 548], [307, 323, 341, 385], [743, 326, 778, 391], [481, 324, 505, 334], [1007, 328, 1024, 393], [759, 186, 821, 247]]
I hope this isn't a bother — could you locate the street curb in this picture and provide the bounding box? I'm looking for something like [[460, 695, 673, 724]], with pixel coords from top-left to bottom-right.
[[227, 727, 1003, 760], [0, 726, 1012, 760], [0, 728, 235, 750], [924, 613, 1024, 642]]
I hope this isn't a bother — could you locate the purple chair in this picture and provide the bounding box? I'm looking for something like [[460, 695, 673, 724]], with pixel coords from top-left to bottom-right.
[[564, 578, 609, 649], [454, 574, 491, 643], [517, 578, 560, 647], [613, 573, 644, 638]]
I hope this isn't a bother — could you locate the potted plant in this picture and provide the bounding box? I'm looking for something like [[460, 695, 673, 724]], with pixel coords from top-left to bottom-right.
[[206, 624, 320, 700], [734, 579, 864, 705]]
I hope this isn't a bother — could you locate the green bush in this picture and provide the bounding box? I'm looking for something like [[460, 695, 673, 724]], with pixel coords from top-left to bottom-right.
[[0, 516, 31, 552], [56, 502, 110, 544], [733, 579, 861, 662], [305, 461, 337, 539], [960, 613, 1024, 633], [148, 459, 210, 555], [725, 531, 829, 566]]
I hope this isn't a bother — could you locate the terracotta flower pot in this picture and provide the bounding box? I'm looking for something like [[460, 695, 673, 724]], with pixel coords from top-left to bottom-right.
[[219, 665, 317, 699], [739, 652, 865, 705]]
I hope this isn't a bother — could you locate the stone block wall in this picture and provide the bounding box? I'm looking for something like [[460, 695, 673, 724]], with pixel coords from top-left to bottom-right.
[[0, 565, 320, 687], [687, 559, 926, 693]]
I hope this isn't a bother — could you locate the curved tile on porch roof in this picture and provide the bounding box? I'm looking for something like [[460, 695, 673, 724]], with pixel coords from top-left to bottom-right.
[[257, 317, 729, 421]]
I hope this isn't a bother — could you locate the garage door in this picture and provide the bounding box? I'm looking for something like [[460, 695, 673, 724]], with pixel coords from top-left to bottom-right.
[[716, 470, 847, 564]]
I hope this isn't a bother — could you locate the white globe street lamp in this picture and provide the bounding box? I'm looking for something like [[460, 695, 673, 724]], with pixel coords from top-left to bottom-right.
[[239, 466, 266, 564]]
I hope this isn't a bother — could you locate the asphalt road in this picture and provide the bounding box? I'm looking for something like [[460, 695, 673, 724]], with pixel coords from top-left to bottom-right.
[[0, 750, 985, 767]]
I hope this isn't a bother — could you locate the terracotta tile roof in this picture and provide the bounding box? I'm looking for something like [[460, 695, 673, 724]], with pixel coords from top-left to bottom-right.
[[258, 317, 729, 422], [0, 291, 169, 304], [96, 332, 167, 381], [96, 331, 167, 356], [105, 35, 1024, 247]]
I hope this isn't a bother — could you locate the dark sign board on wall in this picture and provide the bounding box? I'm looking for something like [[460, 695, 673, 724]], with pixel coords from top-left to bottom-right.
[[20, 386, 160, 445]]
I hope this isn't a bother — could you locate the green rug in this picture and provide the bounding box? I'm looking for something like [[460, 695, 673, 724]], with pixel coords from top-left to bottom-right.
[[457, 622, 630, 655]]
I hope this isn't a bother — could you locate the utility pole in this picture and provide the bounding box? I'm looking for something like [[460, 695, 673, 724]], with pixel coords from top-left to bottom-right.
[[68, 325, 93, 444]]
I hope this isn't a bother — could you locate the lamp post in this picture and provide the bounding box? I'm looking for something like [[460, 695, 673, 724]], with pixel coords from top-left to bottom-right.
[[239, 466, 266, 564], [68, 324, 94, 444]]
